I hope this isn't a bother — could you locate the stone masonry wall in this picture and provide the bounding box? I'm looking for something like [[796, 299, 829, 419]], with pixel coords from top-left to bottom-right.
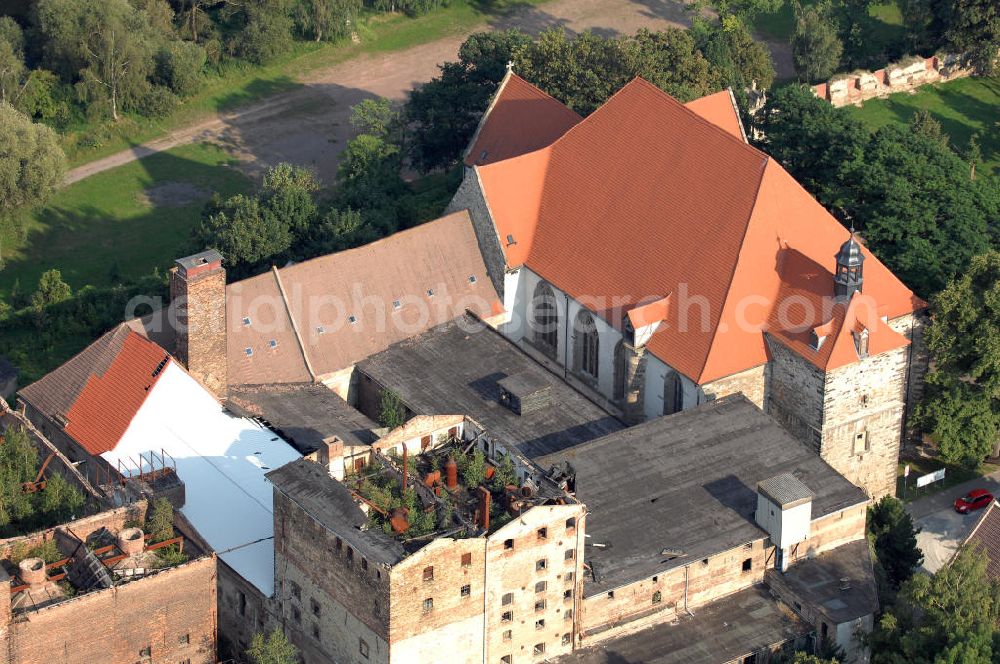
[[822, 346, 908, 499], [273, 489, 391, 664], [217, 558, 276, 661], [2, 554, 217, 664], [445, 167, 508, 300], [888, 312, 929, 446], [812, 53, 975, 107], [785, 503, 868, 567], [701, 364, 769, 411], [765, 337, 826, 453]]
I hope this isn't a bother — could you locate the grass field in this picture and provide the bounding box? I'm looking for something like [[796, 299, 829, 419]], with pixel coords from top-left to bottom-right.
[[1, 143, 252, 300], [61, 0, 548, 167], [845, 76, 1000, 178]]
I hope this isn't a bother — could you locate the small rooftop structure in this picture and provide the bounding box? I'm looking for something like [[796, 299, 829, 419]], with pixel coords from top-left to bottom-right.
[[553, 585, 808, 664], [537, 395, 867, 595], [357, 314, 622, 458], [758, 473, 815, 508]]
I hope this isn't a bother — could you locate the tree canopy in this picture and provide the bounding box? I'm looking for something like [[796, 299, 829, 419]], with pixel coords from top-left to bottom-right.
[[868, 495, 922, 599], [754, 85, 999, 298], [791, 1, 844, 83], [918, 252, 1000, 467], [0, 102, 66, 216], [247, 628, 299, 664], [869, 543, 1000, 663]]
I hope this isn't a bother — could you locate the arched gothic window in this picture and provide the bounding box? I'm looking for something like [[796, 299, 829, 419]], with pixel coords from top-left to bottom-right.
[[531, 282, 559, 356], [613, 341, 626, 401], [663, 371, 683, 416], [574, 310, 599, 379]]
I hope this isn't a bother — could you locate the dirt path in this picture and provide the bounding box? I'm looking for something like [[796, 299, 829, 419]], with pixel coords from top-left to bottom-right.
[[64, 0, 793, 186]]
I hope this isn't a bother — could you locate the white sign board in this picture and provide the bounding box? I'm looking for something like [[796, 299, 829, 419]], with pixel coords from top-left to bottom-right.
[[916, 468, 946, 488]]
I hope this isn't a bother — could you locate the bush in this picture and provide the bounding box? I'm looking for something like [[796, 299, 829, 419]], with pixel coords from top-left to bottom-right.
[[130, 84, 178, 119], [154, 41, 206, 97]]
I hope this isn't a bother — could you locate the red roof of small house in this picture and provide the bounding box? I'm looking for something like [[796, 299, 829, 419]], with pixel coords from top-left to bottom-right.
[[475, 77, 922, 383], [627, 296, 671, 329], [464, 72, 583, 167], [64, 330, 171, 455]]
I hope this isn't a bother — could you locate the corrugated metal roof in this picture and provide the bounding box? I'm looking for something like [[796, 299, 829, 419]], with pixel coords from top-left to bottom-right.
[[758, 472, 815, 508]]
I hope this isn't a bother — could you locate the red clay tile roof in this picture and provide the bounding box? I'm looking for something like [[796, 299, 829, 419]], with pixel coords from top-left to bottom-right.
[[966, 501, 1000, 581], [64, 330, 170, 455], [627, 296, 671, 329], [227, 210, 501, 385], [464, 72, 583, 167], [475, 77, 921, 383], [684, 89, 746, 141]]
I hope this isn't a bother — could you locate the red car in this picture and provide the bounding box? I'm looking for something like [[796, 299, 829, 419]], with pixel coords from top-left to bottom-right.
[[954, 489, 994, 514]]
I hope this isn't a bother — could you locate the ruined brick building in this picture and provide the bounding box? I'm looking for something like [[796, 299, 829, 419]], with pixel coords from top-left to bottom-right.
[[10, 71, 930, 663]]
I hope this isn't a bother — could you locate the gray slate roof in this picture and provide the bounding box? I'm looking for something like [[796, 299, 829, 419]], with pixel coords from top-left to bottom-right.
[[356, 315, 623, 458], [758, 472, 815, 508], [554, 585, 807, 664], [267, 458, 406, 566], [537, 395, 868, 595], [227, 383, 378, 453]]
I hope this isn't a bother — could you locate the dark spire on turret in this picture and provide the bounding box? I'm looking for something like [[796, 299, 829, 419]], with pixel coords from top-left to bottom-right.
[[834, 228, 864, 300]]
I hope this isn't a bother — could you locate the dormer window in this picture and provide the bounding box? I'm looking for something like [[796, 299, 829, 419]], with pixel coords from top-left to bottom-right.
[[854, 328, 870, 359], [810, 331, 826, 351]]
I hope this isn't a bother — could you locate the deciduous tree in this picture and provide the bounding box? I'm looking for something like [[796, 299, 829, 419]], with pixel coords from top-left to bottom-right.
[[0, 103, 66, 215], [791, 1, 844, 82], [247, 628, 299, 664]]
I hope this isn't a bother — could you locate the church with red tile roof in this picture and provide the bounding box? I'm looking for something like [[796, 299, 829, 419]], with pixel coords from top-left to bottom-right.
[[446, 69, 927, 498]]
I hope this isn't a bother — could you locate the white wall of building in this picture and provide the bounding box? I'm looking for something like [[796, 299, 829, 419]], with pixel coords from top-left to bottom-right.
[[500, 267, 705, 418], [101, 360, 300, 595]]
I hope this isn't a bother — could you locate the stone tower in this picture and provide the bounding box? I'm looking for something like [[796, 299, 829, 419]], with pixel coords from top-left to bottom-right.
[[170, 249, 227, 397]]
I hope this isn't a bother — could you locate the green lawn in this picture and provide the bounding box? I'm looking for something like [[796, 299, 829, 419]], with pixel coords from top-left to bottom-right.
[[845, 76, 1000, 178], [1, 142, 252, 299], [62, 0, 549, 167]]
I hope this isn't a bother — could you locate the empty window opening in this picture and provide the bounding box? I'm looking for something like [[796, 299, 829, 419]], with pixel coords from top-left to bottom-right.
[[535, 618, 545, 630], [461, 584, 471, 598], [652, 591, 662, 604], [423, 598, 434, 612], [502, 592, 513, 606], [566, 517, 576, 530], [537, 527, 548, 540], [742, 558, 753, 573], [536, 559, 547, 571], [535, 581, 547, 593], [423, 566, 434, 581], [504, 539, 514, 550]]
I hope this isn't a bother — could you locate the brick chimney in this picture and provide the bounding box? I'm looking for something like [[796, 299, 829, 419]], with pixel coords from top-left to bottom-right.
[[170, 249, 227, 396]]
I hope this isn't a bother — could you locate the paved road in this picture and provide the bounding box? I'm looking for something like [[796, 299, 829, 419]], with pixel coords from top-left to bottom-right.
[[64, 0, 793, 186], [905, 469, 1000, 573]]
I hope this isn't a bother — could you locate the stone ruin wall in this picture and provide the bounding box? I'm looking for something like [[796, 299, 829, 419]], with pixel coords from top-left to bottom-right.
[[812, 52, 976, 107]]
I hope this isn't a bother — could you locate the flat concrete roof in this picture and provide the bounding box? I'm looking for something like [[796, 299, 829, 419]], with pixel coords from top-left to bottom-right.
[[356, 315, 623, 459], [555, 585, 808, 664], [227, 383, 378, 453], [538, 395, 868, 595], [768, 538, 879, 624]]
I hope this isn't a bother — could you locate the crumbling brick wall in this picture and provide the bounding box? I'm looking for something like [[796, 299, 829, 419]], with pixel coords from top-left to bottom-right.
[[1, 554, 217, 664]]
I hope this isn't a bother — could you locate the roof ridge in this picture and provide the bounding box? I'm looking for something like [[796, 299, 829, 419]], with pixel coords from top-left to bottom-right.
[[462, 69, 514, 162], [691, 155, 772, 382], [624, 77, 767, 160], [271, 265, 316, 382]]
